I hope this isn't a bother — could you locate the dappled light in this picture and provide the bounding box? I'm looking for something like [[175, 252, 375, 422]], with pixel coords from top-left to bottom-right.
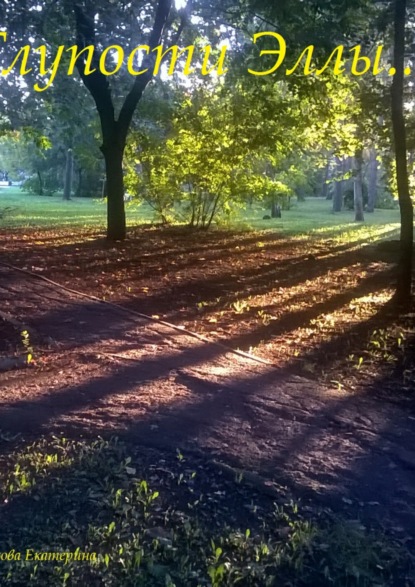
[[2, 210, 410, 389], [1, 196, 414, 587], [1, 0, 415, 584]]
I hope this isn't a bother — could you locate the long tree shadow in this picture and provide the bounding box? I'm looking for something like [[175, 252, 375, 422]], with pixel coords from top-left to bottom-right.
[[0, 290, 413, 531], [11, 262, 396, 382], [4, 235, 395, 347], [4, 231, 414, 510], [0, 300, 414, 587], [0, 225, 399, 326], [1, 229, 414, 552]]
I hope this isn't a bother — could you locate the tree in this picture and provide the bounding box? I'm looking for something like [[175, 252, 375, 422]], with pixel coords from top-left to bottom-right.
[[71, 0, 176, 240], [367, 148, 378, 212], [332, 158, 344, 213], [354, 149, 365, 221], [1, 0, 191, 239], [63, 148, 73, 201], [126, 84, 291, 228], [391, 0, 413, 303]]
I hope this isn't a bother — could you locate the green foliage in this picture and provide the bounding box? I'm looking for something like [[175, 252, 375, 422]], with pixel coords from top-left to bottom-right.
[[20, 330, 33, 364], [375, 189, 399, 210], [125, 81, 336, 228], [22, 175, 58, 197], [126, 86, 265, 228]]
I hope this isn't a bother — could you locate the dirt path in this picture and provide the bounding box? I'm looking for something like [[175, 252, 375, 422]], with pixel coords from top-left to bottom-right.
[[1, 264, 415, 538]]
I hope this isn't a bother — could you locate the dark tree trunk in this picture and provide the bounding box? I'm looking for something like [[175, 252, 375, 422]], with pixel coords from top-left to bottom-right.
[[333, 181, 342, 211], [76, 167, 83, 197], [37, 170, 43, 195], [297, 188, 305, 202], [322, 159, 331, 200], [101, 177, 107, 199], [73, 0, 173, 241], [367, 149, 377, 213], [103, 146, 126, 241], [332, 157, 343, 212], [63, 148, 73, 201], [391, 0, 413, 303], [354, 150, 365, 222]]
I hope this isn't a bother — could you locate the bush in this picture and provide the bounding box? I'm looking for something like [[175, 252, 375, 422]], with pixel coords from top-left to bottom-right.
[[343, 185, 368, 210], [22, 174, 59, 197], [375, 190, 398, 210]]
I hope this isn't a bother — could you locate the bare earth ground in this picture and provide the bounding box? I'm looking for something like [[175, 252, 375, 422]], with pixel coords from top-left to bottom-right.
[[0, 226, 415, 541]]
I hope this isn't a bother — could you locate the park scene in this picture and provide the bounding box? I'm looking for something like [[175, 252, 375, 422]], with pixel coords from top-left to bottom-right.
[[0, 0, 414, 585]]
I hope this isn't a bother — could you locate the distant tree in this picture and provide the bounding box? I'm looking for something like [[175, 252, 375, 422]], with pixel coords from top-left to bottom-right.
[[354, 149, 365, 221], [367, 149, 378, 212], [332, 158, 344, 213], [63, 148, 73, 201]]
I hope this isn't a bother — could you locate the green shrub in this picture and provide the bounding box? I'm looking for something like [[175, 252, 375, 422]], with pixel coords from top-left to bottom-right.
[[343, 184, 368, 210]]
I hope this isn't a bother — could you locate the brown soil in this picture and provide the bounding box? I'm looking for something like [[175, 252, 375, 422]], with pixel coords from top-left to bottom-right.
[[0, 316, 22, 354], [0, 225, 414, 538]]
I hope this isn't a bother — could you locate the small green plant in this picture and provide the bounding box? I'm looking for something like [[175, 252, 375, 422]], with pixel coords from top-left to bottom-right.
[[208, 540, 226, 587], [176, 449, 185, 462], [20, 329, 34, 364], [0, 436, 411, 587], [231, 299, 249, 314], [257, 309, 272, 325]]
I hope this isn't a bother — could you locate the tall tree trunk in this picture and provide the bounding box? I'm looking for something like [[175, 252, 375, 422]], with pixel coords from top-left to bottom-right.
[[332, 157, 343, 212], [103, 147, 126, 241], [73, 0, 173, 241], [333, 180, 343, 212], [271, 195, 277, 218], [367, 148, 377, 213], [391, 0, 413, 303], [344, 156, 354, 192], [101, 177, 107, 199], [37, 170, 43, 195], [63, 148, 73, 201], [322, 158, 331, 200], [354, 150, 365, 221], [76, 167, 83, 197], [297, 187, 306, 202]]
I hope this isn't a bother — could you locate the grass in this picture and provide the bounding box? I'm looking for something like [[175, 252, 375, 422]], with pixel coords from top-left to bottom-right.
[[233, 200, 400, 243], [0, 188, 401, 243], [0, 188, 153, 229], [0, 435, 412, 587]]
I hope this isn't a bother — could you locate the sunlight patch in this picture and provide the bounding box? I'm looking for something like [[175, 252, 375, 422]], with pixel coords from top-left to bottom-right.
[[350, 291, 392, 306]]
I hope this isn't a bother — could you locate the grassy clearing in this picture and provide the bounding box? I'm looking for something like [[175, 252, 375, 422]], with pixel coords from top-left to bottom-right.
[[0, 188, 153, 229], [0, 436, 411, 587], [230, 199, 400, 242], [0, 189, 400, 243]]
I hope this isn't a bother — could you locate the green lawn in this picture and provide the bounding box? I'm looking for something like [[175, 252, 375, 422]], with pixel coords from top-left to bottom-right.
[[0, 187, 401, 243], [0, 188, 154, 229], [235, 199, 400, 243]]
